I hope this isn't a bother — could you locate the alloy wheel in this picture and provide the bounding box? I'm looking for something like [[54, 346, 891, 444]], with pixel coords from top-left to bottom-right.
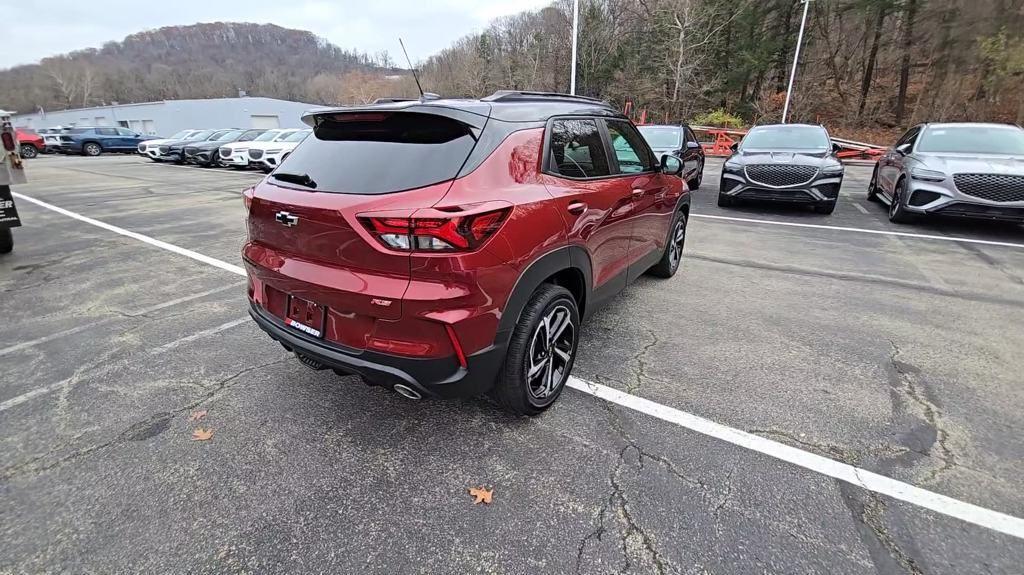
[[668, 217, 686, 271], [889, 185, 901, 218], [526, 304, 575, 400]]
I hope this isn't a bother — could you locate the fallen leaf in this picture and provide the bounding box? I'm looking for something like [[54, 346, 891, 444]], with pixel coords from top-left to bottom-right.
[[191, 428, 214, 441], [188, 410, 207, 422], [468, 486, 493, 505]]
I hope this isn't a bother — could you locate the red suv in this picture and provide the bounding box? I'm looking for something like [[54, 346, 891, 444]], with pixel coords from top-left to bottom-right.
[[243, 91, 690, 414]]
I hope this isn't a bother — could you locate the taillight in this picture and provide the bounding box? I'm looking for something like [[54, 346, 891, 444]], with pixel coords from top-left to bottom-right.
[[359, 208, 511, 252], [242, 187, 254, 214], [1, 132, 15, 152]]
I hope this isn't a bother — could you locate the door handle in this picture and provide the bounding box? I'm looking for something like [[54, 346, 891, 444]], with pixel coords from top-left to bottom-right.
[[631, 188, 644, 198], [567, 201, 587, 215]]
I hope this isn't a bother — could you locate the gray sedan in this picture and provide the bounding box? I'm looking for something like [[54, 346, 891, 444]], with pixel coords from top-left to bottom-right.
[[868, 122, 1024, 223]]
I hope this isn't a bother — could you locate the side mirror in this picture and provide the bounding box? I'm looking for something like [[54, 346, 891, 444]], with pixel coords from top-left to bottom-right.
[[895, 143, 912, 155], [661, 154, 683, 176], [686, 141, 702, 150], [729, 142, 739, 153]]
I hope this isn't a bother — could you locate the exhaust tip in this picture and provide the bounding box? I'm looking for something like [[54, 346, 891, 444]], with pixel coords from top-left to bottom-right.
[[392, 384, 423, 400]]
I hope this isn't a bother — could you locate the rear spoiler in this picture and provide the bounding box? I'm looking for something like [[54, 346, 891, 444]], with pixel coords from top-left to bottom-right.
[[302, 103, 491, 131]]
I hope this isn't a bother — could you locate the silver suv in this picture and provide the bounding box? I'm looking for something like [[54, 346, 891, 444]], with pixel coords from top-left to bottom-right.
[[868, 122, 1024, 223]]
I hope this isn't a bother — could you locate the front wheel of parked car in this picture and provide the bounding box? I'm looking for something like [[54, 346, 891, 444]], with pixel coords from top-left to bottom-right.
[[888, 178, 916, 224], [649, 211, 687, 278], [867, 167, 881, 202], [814, 200, 837, 215], [686, 162, 703, 190], [492, 284, 579, 416], [82, 142, 102, 157], [19, 144, 38, 159], [0, 228, 12, 254]]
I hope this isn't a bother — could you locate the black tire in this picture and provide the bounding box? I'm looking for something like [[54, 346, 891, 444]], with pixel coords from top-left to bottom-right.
[[20, 144, 38, 159], [0, 228, 12, 254], [717, 192, 734, 207], [492, 284, 579, 416], [814, 200, 837, 215], [867, 167, 881, 202], [648, 211, 687, 278], [686, 161, 703, 190], [82, 142, 102, 156], [888, 178, 916, 224]]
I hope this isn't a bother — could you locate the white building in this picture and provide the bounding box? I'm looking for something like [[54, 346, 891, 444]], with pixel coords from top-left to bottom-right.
[[13, 97, 323, 137]]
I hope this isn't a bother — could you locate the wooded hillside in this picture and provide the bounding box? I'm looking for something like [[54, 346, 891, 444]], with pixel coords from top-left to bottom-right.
[[421, 0, 1024, 136], [0, 22, 398, 113]]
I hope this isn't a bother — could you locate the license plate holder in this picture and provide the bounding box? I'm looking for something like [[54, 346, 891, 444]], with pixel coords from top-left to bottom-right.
[[285, 294, 326, 338]]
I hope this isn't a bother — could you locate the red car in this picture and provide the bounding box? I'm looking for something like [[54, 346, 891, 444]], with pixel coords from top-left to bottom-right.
[[243, 91, 690, 414], [15, 129, 43, 159]]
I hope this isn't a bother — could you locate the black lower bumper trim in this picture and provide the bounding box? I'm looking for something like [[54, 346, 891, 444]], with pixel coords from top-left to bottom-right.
[[931, 202, 1024, 222], [248, 302, 506, 399]]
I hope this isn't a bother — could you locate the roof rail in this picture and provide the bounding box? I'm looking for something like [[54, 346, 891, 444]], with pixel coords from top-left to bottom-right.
[[371, 97, 417, 104], [482, 90, 612, 107]]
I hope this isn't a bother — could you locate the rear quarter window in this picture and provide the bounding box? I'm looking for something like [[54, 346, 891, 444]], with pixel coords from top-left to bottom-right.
[[275, 113, 476, 194]]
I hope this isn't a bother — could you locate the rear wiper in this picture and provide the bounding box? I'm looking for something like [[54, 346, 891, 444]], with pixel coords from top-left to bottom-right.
[[271, 172, 318, 189]]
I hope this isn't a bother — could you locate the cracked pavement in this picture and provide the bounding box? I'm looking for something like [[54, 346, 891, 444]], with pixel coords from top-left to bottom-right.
[[2, 155, 1024, 573]]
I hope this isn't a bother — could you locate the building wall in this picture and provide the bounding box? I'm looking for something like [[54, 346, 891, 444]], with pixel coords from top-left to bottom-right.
[[13, 97, 323, 137]]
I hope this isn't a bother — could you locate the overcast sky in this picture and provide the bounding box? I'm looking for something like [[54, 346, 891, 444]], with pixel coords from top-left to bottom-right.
[[1, 0, 551, 69]]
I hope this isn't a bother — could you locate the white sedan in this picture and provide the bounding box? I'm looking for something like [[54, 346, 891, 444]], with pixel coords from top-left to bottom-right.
[[218, 129, 299, 169], [254, 129, 311, 172]]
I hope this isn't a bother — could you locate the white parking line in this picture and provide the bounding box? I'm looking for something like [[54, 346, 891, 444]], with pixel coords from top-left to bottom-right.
[[12, 192, 246, 275], [852, 202, 870, 215], [566, 377, 1024, 540], [0, 283, 244, 358], [14, 193, 1024, 540], [692, 213, 1024, 249], [0, 377, 73, 412], [149, 317, 250, 355]]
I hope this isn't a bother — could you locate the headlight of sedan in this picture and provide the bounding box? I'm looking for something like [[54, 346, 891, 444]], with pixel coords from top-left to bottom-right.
[[911, 168, 946, 182], [723, 159, 743, 173], [820, 162, 844, 175]]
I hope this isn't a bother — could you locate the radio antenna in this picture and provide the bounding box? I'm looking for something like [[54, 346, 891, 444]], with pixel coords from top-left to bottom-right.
[[399, 38, 425, 99]]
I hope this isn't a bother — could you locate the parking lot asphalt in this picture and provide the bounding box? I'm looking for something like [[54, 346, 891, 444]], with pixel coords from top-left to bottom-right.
[[2, 155, 1024, 574]]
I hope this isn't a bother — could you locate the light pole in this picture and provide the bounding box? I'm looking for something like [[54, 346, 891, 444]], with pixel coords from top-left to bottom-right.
[[570, 0, 579, 95], [782, 0, 812, 123]]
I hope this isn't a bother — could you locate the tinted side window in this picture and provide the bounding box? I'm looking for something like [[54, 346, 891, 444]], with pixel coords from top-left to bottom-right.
[[685, 128, 699, 146], [548, 119, 610, 178], [96, 128, 118, 136], [116, 128, 135, 136], [605, 120, 654, 173]]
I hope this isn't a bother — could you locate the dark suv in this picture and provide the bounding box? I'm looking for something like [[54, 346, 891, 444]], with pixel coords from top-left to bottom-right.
[[718, 124, 844, 214], [244, 91, 690, 414]]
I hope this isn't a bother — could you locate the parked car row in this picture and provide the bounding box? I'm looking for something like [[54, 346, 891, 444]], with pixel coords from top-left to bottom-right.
[[636, 121, 1024, 225], [138, 127, 311, 172]]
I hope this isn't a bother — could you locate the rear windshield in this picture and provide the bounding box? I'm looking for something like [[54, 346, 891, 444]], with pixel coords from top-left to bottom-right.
[[274, 112, 475, 194], [918, 126, 1024, 155], [742, 126, 830, 150], [638, 126, 682, 149]]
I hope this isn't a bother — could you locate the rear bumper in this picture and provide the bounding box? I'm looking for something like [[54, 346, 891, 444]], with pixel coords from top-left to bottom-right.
[[248, 301, 506, 399]]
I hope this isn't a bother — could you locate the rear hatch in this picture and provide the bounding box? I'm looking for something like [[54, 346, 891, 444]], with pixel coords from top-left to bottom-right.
[[245, 109, 486, 341]]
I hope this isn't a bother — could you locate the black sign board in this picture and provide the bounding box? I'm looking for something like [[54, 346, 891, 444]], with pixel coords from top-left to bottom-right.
[[0, 184, 21, 228]]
